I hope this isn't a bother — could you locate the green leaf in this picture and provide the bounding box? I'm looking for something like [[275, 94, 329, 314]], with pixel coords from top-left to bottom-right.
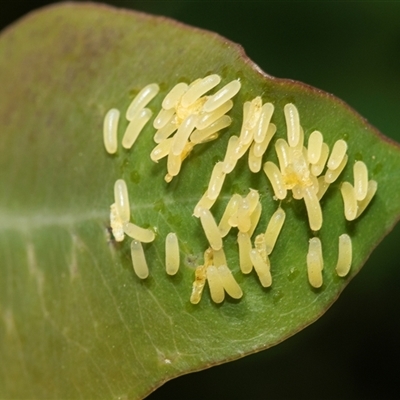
[[1, 3, 399, 399]]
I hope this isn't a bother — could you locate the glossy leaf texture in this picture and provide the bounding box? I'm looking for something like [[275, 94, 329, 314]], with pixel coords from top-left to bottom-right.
[[1, 3, 400, 399]]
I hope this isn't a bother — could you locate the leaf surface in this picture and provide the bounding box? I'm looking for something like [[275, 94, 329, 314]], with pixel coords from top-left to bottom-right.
[[1, 3, 400, 399]]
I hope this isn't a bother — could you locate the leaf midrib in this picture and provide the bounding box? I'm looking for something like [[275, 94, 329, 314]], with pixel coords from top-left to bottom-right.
[[0, 193, 244, 232]]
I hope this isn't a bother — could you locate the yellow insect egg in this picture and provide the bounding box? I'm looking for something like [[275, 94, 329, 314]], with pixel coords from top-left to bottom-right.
[[199, 207, 223, 251], [126, 83, 159, 121], [307, 237, 323, 288], [240, 97, 262, 145], [291, 184, 304, 200], [162, 82, 188, 110], [153, 107, 175, 130], [206, 265, 225, 304], [253, 123, 277, 158], [190, 264, 207, 305], [248, 202, 262, 238], [237, 232, 253, 274], [171, 114, 197, 156], [203, 79, 241, 113], [236, 100, 250, 140], [213, 247, 227, 268], [303, 186, 323, 231], [335, 233, 352, 277], [245, 189, 260, 213], [237, 197, 252, 233], [109, 203, 124, 242], [181, 74, 221, 108], [325, 154, 348, 183], [218, 194, 241, 237], [316, 176, 330, 200], [253, 102, 274, 143], [153, 119, 177, 143], [222, 135, 240, 174], [245, 96, 263, 130], [265, 206, 286, 255], [249, 249, 272, 287], [165, 232, 180, 276], [103, 108, 120, 154], [130, 240, 149, 279], [295, 126, 305, 151], [123, 222, 155, 243], [207, 162, 226, 200], [307, 130, 323, 164], [275, 138, 290, 174], [353, 160, 368, 201], [263, 161, 287, 200], [311, 142, 329, 176], [341, 181, 358, 221], [284, 103, 300, 148], [356, 180, 378, 218], [248, 142, 263, 173], [166, 151, 182, 178], [193, 190, 217, 218], [197, 100, 233, 130], [327, 139, 348, 170], [190, 115, 231, 144], [217, 265, 243, 299], [150, 137, 173, 163], [114, 179, 130, 223], [233, 136, 253, 160], [122, 108, 153, 149], [254, 233, 267, 262], [227, 198, 241, 228]]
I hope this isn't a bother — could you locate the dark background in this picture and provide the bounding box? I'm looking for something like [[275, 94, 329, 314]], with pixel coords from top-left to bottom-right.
[[2, 1, 400, 399]]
